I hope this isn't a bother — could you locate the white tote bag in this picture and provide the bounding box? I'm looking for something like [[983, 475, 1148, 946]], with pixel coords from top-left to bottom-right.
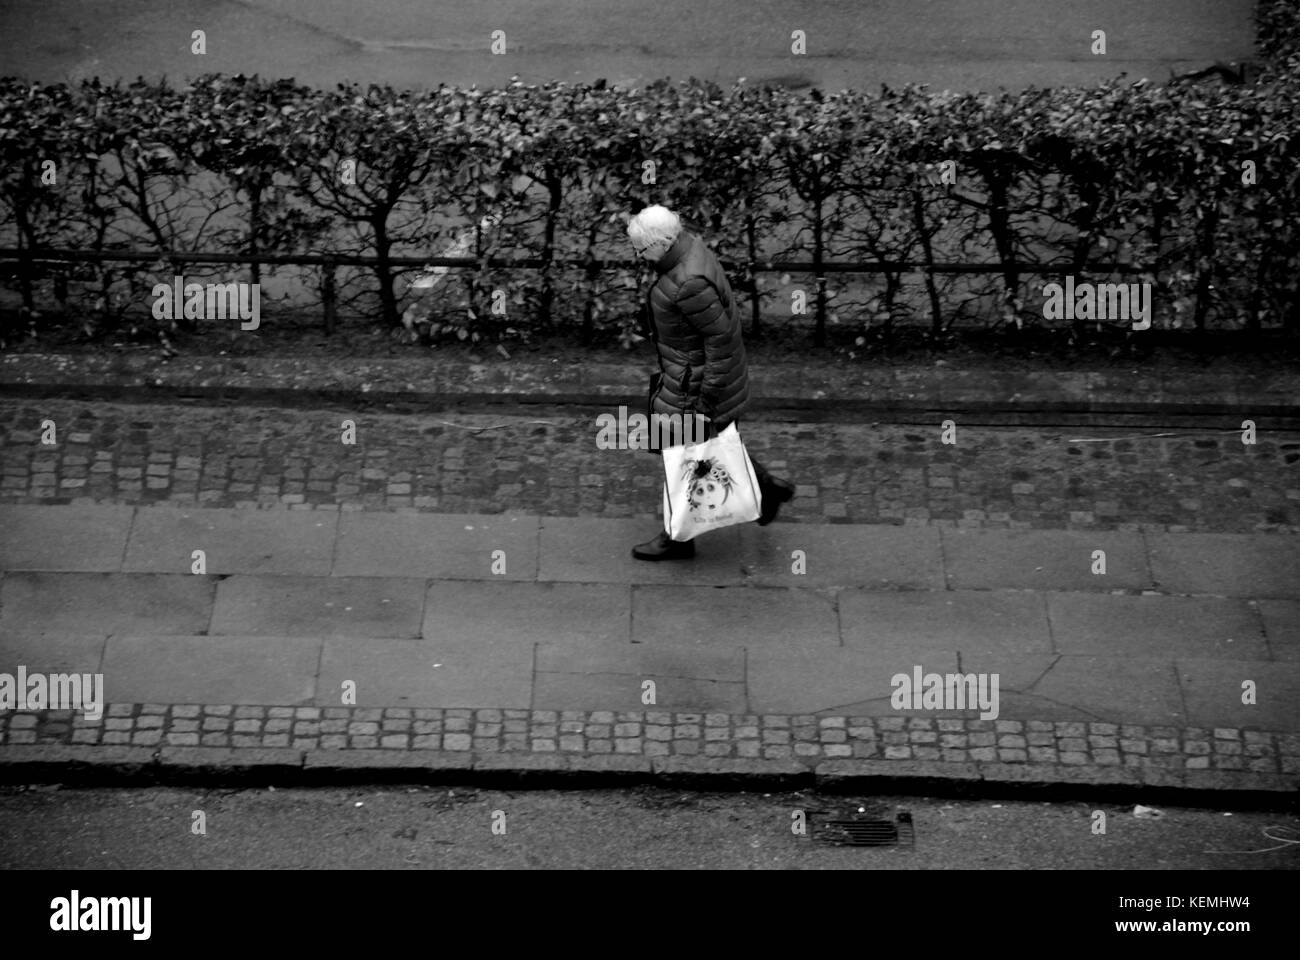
[[661, 422, 762, 541]]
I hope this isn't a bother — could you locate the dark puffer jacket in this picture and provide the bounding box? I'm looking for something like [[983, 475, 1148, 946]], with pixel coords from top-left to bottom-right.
[[643, 231, 751, 430]]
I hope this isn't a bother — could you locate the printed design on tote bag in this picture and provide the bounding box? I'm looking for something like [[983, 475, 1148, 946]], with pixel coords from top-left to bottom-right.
[[681, 457, 735, 521]]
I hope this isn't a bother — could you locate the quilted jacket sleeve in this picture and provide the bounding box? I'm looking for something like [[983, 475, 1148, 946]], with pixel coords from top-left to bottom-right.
[[675, 275, 732, 416]]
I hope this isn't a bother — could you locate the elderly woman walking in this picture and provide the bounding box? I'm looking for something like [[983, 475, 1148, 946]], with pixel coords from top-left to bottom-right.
[[627, 204, 795, 561]]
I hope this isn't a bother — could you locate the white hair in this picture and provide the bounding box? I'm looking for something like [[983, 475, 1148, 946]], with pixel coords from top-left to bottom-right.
[[627, 205, 681, 247]]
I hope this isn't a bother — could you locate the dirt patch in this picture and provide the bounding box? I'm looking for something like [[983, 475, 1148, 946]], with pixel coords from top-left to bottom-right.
[[5, 307, 1297, 378]]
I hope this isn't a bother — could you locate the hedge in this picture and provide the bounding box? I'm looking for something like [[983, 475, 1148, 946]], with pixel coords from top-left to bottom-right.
[[1, 3, 1298, 349], [1258, 0, 1300, 62]]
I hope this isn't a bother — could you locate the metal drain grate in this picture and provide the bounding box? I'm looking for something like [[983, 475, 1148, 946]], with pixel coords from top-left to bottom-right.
[[811, 810, 914, 847]]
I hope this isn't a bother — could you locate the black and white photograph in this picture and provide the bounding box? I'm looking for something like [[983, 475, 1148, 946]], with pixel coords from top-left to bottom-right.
[[0, 0, 1296, 928]]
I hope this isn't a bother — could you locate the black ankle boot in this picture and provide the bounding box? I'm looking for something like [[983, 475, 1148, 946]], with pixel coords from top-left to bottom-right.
[[631, 530, 696, 561], [758, 477, 795, 525]]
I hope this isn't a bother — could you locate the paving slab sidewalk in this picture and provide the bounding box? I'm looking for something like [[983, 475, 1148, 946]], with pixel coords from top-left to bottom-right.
[[1, 503, 1297, 799]]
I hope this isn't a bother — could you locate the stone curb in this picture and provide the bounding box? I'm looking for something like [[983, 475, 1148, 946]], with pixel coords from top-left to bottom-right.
[[649, 756, 812, 787], [159, 746, 305, 772], [3, 707, 1297, 806], [1, 744, 1294, 807]]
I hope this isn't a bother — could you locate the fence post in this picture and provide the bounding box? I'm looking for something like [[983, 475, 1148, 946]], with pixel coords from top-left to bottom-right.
[[582, 245, 599, 344], [249, 190, 261, 289], [322, 257, 336, 335], [16, 237, 34, 315], [14, 200, 34, 314], [744, 211, 761, 339], [54, 267, 68, 313], [812, 209, 827, 347], [1192, 176, 1223, 333], [167, 256, 189, 331]]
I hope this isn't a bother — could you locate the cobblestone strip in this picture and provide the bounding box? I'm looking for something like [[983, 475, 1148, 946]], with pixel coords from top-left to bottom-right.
[[2, 400, 1297, 533], [1, 707, 1293, 776]]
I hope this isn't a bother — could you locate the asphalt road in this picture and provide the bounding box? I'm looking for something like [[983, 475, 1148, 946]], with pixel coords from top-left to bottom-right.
[[1, 783, 1296, 870], [0, 0, 1258, 92]]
